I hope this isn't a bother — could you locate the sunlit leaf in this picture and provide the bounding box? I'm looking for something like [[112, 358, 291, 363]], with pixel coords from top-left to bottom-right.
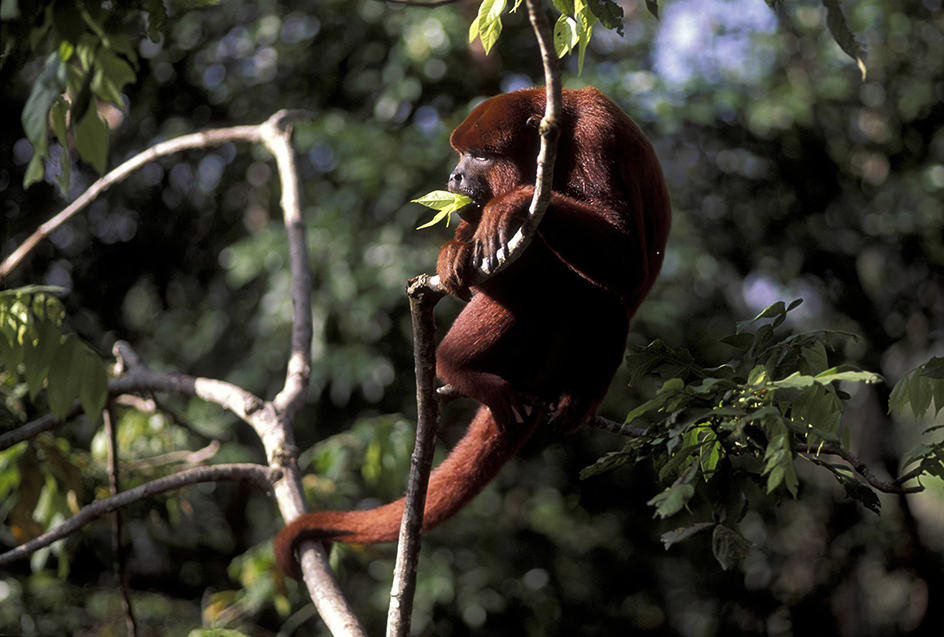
[[413, 191, 473, 229], [469, 0, 506, 54]]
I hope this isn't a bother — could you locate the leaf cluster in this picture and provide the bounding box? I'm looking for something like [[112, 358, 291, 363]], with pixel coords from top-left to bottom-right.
[[891, 357, 944, 482], [0, 287, 107, 427], [10, 0, 163, 190], [581, 300, 940, 569], [469, 0, 630, 74]]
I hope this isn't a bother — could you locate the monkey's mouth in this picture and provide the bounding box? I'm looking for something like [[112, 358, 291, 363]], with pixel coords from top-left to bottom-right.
[[448, 183, 486, 204]]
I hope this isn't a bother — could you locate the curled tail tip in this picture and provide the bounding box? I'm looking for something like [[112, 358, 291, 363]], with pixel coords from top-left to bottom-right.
[[274, 526, 304, 580]]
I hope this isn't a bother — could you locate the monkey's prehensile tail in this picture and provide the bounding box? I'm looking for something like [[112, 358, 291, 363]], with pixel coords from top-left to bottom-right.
[[274, 406, 537, 580]]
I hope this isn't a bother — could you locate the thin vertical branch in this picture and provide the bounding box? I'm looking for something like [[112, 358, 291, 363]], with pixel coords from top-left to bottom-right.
[[267, 112, 314, 422], [105, 403, 137, 637], [386, 277, 444, 637]]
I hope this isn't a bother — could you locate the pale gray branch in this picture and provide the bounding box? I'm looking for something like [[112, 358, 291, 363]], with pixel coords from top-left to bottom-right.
[[0, 464, 276, 568]]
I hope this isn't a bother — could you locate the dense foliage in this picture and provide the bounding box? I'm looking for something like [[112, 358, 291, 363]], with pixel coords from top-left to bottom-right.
[[1, 0, 942, 636]]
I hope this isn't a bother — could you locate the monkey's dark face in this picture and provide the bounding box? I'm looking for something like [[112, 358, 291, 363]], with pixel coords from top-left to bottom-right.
[[448, 153, 494, 204]]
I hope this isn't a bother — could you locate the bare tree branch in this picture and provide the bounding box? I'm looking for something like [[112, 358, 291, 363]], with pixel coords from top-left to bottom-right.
[[0, 111, 309, 281], [0, 463, 276, 568], [0, 112, 368, 636], [263, 114, 314, 423]]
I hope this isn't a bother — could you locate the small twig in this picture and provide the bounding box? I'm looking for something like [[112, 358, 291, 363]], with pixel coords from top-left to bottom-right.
[[113, 393, 227, 442], [589, 415, 648, 439], [120, 440, 221, 472], [797, 442, 924, 494], [265, 113, 313, 423], [0, 463, 277, 567], [892, 465, 926, 487], [0, 408, 78, 450]]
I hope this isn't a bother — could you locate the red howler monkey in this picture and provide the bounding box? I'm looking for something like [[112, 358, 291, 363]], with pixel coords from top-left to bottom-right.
[[274, 87, 671, 579]]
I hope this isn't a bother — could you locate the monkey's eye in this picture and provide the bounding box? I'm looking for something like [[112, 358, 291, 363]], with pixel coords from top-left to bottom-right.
[[466, 152, 493, 163]]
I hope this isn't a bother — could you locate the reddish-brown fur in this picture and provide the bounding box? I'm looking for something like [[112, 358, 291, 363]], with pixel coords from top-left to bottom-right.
[[274, 88, 671, 579]]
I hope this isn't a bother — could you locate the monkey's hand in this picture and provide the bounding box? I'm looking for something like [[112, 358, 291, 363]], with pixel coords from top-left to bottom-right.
[[487, 389, 543, 433], [437, 240, 473, 301], [470, 189, 531, 273]]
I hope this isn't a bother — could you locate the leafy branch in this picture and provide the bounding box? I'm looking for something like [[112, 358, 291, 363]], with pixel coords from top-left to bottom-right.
[[582, 300, 943, 569]]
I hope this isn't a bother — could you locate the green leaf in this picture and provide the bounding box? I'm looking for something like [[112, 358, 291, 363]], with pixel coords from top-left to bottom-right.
[[812, 366, 882, 385], [922, 357, 944, 379], [469, 0, 506, 54], [574, 1, 597, 75], [889, 373, 910, 414], [553, 14, 579, 59], [588, 0, 625, 33], [840, 479, 881, 515], [661, 522, 714, 549], [72, 108, 109, 175], [79, 348, 108, 425], [647, 483, 695, 519], [50, 97, 72, 192], [908, 376, 933, 419], [92, 47, 136, 107], [762, 434, 798, 496], [822, 0, 867, 78], [142, 0, 169, 41], [657, 443, 701, 483], [771, 372, 816, 389], [624, 394, 668, 425], [736, 301, 784, 334], [21, 52, 65, 175], [23, 319, 62, 401], [579, 449, 633, 479], [711, 525, 752, 570], [721, 332, 754, 351], [24, 154, 46, 189], [47, 335, 82, 420], [800, 340, 829, 374], [413, 191, 473, 229], [643, 0, 659, 20], [699, 429, 722, 475], [552, 0, 576, 14]]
